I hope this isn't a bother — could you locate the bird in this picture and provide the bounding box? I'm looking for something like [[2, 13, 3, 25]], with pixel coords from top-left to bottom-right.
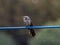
[[23, 16, 36, 37]]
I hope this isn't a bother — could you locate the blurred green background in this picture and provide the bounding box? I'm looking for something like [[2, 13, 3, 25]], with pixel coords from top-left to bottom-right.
[[0, 0, 60, 45], [29, 19, 60, 45]]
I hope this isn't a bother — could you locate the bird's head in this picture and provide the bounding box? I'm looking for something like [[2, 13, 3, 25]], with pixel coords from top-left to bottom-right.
[[23, 16, 31, 21], [23, 16, 29, 19], [23, 16, 32, 25]]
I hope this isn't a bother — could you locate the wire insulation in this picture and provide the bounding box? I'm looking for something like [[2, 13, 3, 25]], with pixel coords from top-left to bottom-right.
[[0, 26, 60, 30]]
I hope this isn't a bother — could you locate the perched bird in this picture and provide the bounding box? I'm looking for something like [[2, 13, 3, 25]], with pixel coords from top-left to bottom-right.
[[23, 16, 36, 37]]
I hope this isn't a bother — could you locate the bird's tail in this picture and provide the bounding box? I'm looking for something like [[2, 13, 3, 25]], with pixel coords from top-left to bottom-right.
[[29, 23, 36, 37]]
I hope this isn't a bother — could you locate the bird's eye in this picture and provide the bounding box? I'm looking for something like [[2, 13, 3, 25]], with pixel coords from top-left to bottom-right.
[[25, 18, 27, 20]]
